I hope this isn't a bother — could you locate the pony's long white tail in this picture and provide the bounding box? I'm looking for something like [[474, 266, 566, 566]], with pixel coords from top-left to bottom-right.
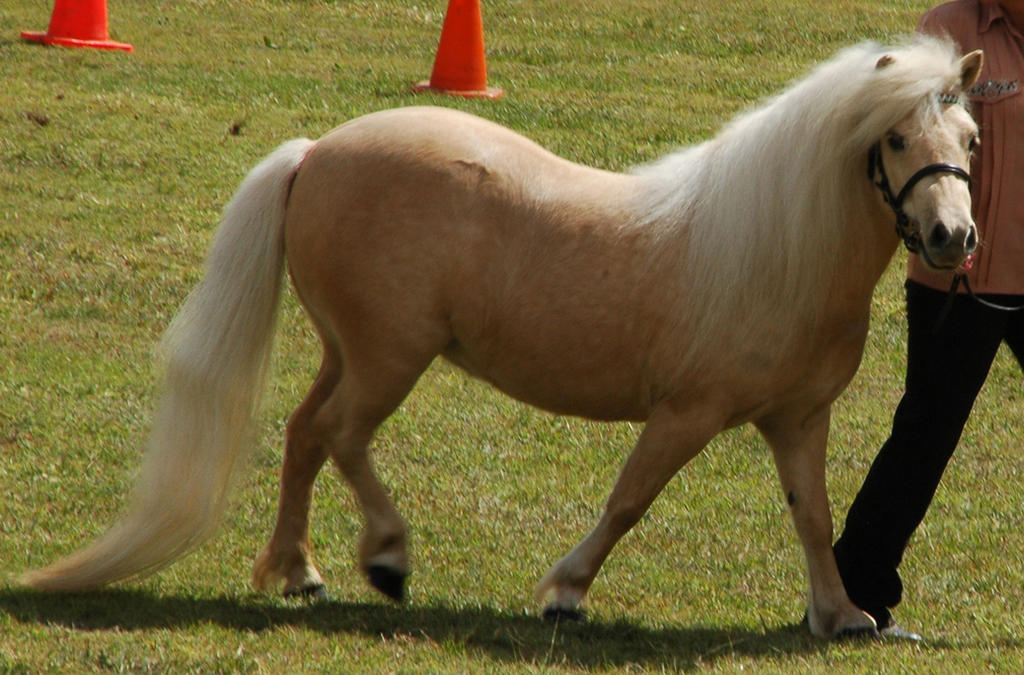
[[21, 138, 315, 591]]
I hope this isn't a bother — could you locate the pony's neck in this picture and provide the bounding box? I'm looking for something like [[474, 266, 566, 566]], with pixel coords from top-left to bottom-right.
[[822, 178, 903, 317]]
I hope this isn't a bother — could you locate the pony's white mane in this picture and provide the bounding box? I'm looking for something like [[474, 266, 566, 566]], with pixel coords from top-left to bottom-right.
[[635, 36, 967, 349]]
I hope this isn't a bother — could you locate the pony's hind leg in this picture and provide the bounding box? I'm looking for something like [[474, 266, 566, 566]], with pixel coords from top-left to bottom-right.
[[254, 335, 427, 602], [328, 418, 409, 601], [252, 354, 341, 599], [317, 325, 446, 602]]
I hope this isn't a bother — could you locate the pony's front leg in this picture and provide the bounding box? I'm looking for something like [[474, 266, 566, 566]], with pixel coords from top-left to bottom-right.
[[536, 403, 720, 618], [757, 407, 877, 639]]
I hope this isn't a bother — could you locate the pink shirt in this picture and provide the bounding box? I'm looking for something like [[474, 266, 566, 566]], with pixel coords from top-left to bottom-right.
[[912, 0, 1024, 294]]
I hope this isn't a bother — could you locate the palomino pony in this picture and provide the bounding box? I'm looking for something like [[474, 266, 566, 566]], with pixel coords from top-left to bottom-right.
[[23, 37, 982, 639]]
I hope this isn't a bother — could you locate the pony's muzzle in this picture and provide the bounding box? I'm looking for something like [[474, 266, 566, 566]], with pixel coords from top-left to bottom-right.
[[921, 220, 977, 269]]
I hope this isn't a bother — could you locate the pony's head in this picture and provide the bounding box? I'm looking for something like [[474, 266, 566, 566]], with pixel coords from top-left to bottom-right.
[[867, 47, 982, 270], [637, 36, 985, 336]]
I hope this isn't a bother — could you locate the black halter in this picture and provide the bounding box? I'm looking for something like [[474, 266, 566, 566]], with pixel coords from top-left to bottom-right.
[[867, 142, 971, 254], [868, 143, 1024, 326]]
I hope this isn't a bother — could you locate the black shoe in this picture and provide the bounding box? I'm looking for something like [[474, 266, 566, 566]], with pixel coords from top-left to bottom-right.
[[878, 622, 923, 642]]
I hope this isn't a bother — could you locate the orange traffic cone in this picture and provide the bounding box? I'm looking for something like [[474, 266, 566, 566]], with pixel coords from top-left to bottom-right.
[[22, 0, 133, 52], [413, 0, 502, 99]]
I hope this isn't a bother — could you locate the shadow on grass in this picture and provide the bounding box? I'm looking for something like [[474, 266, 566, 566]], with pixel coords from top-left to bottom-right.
[[1, 586, 866, 669]]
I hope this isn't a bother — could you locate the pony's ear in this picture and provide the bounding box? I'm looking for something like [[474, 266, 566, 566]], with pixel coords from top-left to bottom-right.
[[959, 50, 983, 90]]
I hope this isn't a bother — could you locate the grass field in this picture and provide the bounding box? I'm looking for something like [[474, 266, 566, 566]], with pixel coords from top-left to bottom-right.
[[3, 0, 1024, 671]]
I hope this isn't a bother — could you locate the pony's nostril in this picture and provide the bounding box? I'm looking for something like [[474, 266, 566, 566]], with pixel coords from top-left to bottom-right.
[[928, 222, 951, 249], [966, 226, 978, 252]]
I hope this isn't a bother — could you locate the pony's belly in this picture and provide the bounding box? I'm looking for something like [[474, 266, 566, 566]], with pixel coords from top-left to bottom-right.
[[441, 343, 652, 422]]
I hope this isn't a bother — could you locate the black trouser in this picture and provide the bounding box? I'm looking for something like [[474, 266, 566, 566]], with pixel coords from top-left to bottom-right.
[[834, 280, 1024, 628]]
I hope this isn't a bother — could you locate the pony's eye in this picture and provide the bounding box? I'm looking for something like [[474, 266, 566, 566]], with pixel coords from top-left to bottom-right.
[[887, 134, 906, 152], [968, 135, 979, 152]]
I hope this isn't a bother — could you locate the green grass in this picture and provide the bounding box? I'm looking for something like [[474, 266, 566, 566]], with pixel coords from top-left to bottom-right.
[[3, 0, 1024, 671]]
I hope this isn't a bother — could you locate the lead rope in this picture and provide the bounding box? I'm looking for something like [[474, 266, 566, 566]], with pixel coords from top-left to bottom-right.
[[932, 274, 963, 335], [932, 254, 1024, 334]]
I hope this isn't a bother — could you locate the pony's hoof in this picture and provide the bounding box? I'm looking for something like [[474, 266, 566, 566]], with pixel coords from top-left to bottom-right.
[[834, 625, 880, 641], [367, 564, 406, 602], [283, 583, 328, 602], [542, 606, 586, 622]]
